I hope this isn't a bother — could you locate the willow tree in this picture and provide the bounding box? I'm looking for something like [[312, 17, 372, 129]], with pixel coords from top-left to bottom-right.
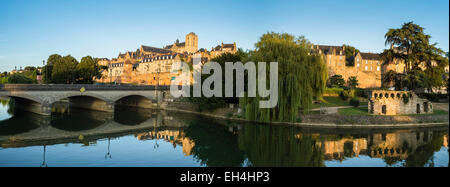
[[240, 32, 327, 122]]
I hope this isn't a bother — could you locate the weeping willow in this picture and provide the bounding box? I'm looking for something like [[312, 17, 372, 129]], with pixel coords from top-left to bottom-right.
[[240, 32, 327, 122]]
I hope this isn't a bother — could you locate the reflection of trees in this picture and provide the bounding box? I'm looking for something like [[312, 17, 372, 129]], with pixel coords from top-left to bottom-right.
[[403, 131, 445, 167], [184, 120, 246, 167], [237, 125, 325, 167]]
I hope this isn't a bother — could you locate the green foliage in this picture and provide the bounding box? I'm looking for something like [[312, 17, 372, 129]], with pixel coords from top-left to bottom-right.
[[328, 74, 346, 88], [240, 32, 327, 122], [7, 74, 34, 84], [402, 95, 410, 104], [417, 93, 448, 102], [347, 76, 359, 89], [77, 56, 102, 84], [0, 77, 8, 84], [354, 88, 368, 98], [186, 52, 245, 111], [381, 22, 449, 92], [324, 87, 344, 96], [349, 98, 360, 107], [339, 91, 349, 101], [52, 55, 79, 84], [343, 45, 360, 66], [43, 54, 103, 84]]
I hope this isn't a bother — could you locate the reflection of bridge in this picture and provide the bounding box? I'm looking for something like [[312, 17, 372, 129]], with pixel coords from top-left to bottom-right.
[[0, 110, 191, 148], [0, 84, 174, 115]]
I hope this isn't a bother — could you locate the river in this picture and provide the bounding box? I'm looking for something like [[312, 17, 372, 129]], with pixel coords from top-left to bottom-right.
[[0, 98, 448, 167]]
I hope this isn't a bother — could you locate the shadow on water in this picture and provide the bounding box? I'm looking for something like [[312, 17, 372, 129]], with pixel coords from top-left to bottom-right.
[[114, 106, 153, 126], [0, 112, 41, 136], [49, 108, 110, 132]]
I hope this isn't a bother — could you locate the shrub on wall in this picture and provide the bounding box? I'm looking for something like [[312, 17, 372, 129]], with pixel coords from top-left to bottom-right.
[[402, 95, 410, 104]]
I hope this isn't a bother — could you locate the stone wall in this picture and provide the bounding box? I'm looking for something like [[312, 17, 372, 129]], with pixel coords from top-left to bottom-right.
[[368, 90, 433, 115]]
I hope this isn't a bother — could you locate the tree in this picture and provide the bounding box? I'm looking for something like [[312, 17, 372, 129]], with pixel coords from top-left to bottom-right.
[[343, 45, 360, 66], [7, 74, 34, 84], [52, 55, 79, 84], [43, 54, 62, 83], [328, 74, 346, 88], [76, 56, 102, 84], [347, 76, 359, 89], [187, 52, 246, 111], [382, 70, 399, 88], [240, 32, 328, 122], [381, 22, 448, 73]]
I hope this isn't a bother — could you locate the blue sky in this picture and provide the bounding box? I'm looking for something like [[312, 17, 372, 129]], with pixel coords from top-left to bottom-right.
[[0, 0, 448, 72]]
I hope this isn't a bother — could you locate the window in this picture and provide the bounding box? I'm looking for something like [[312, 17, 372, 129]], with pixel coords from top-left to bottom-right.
[[365, 66, 368, 71], [365, 60, 368, 64], [357, 63, 360, 67], [377, 66, 380, 71]]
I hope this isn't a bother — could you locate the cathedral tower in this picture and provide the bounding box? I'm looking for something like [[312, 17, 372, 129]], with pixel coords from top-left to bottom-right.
[[185, 32, 198, 54]]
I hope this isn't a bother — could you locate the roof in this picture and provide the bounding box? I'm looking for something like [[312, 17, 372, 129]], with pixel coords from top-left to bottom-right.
[[164, 42, 186, 49], [141, 45, 172, 54], [314, 45, 345, 55], [360, 52, 380, 60]]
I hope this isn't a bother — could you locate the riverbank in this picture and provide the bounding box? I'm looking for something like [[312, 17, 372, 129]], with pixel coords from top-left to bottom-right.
[[162, 101, 449, 128]]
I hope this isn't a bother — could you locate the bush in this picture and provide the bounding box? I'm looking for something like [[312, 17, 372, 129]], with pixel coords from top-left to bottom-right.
[[324, 87, 344, 96], [402, 95, 410, 104], [355, 88, 368, 98], [349, 98, 360, 107], [339, 90, 355, 101], [417, 93, 448, 102], [7, 74, 35, 84]]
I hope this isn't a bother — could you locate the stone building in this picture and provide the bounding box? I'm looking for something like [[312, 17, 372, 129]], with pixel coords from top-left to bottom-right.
[[311, 45, 388, 88], [368, 90, 433, 115], [164, 32, 198, 54], [95, 32, 237, 85], [210, 42, 237, 58]]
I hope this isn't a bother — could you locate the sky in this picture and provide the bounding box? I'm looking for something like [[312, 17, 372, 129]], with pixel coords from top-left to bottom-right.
[[0, 0, 449, 72]]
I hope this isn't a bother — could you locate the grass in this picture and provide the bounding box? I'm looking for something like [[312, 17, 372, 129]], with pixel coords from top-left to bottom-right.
[[338, 107, 369, 116], [312, 96, 368, 109], [404, 109, 449, 116]]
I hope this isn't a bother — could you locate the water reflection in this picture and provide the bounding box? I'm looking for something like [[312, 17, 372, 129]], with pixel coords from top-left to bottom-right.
[[0, 100, 448, 167]]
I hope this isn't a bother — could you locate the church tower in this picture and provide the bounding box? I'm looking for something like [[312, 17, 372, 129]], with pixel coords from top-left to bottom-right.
[[185, 32, 198, 54]]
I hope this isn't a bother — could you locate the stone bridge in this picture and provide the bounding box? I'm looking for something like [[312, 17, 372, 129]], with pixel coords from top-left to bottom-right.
[[0, 84, 175, 115]]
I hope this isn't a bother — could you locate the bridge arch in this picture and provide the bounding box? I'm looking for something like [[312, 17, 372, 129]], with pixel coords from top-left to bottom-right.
[[3, 94, 45, 105], [114, 94, 157, 109], [50, 92, 113, 104]]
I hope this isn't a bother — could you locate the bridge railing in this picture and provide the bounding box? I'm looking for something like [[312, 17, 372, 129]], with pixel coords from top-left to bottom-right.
[[0, 84, 172, 91]]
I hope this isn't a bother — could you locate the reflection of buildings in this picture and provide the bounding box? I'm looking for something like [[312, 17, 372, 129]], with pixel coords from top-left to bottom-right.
[[136, 130, 195, 156], [302, 131, 442, 161], [443, 135, 448, 148]]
